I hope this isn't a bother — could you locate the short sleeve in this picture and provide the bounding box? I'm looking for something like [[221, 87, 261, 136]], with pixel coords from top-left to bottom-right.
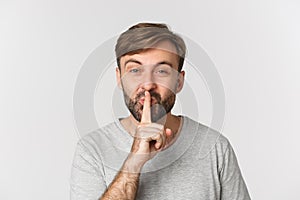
[[220, 142, 251, 200], [70, 137, 107, 200]]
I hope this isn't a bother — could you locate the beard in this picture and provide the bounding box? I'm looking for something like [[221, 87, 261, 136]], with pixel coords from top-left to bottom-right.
[[123, 89, 176, 122]]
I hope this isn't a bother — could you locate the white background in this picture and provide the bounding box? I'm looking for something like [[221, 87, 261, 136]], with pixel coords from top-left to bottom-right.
[[1, 0, 299, 199]]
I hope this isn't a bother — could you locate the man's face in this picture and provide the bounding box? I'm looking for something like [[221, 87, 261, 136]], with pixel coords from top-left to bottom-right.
[[116, 41, 185, 122]]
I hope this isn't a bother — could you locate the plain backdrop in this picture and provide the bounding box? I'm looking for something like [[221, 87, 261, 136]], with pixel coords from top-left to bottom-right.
[[1, 0, 299, 199]]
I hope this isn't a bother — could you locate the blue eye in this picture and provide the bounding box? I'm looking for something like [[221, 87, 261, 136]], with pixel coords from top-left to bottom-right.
[[158, 70, 167, 74], [155, 68, 170, 76], [129, 68, 140, 73], [154, 64, 172, 76]]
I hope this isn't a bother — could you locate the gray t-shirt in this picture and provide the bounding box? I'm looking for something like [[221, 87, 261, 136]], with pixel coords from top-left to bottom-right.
[[70, 116, 251, 200]]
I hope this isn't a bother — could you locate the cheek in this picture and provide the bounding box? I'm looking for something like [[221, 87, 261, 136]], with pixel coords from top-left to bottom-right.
[[121, 80, 140, 97], [158, 86, 176, 100], [156, 74, 179, 91], [158, 81, 178, 95]]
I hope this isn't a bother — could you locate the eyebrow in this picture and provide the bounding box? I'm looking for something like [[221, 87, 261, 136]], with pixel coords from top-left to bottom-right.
[[124, 59, 174, 68], [155, 61, 173, 68], [124, 59, 142, 67]]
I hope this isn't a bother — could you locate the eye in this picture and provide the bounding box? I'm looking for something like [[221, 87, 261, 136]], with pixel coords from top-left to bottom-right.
[[129, 68, 140, 73], [154, 65, 172, 76], [127, 66, 143, 74], [157, 69, 167, 74]]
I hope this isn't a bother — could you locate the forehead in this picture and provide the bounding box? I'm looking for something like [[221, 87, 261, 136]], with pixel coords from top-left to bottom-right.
[[151, 40, 178, 54], [120, 40, 179, 69]]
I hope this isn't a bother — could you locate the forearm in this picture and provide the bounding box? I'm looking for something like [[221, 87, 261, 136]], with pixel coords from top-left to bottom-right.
[[100, 99, 168, 199], [100, 157, 142, 200]]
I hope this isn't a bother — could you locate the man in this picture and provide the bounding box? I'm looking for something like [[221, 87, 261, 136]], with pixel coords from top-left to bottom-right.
[[70, 22, 251, 200]]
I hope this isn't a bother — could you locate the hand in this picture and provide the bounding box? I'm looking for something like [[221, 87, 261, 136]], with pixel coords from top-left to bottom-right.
[[129, 91, 172, 168]]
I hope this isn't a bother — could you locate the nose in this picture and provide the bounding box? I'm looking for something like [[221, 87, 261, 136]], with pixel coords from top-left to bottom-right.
[[141, 81, 157, 91], [141, 73, 157, 91]]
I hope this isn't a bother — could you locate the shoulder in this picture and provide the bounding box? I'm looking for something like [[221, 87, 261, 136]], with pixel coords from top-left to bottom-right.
[[182, 116, 231, 158], [76, 120, 133, 154], [81, 122, 116, 140], [76, 122, 120, 150]]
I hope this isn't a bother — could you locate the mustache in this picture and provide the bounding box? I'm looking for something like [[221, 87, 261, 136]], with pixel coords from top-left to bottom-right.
[[135, 90, 162, 103]]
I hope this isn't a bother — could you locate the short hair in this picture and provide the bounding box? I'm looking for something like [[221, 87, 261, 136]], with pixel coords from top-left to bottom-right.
[[115, 22, 186, 71]]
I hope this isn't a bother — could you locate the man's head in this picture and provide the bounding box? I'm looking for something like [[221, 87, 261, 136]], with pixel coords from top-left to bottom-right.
[[115, 22, 186, 72], [115, 22, 186, 122]]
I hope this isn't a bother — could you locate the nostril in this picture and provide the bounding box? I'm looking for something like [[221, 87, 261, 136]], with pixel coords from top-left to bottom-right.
[[141, 82, 157, 90]]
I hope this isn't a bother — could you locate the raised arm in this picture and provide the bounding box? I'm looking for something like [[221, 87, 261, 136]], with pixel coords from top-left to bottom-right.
[[100, 91, 172, 200]]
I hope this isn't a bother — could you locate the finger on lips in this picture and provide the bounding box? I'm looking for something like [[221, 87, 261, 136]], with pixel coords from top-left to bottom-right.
[[139, 91, 171, 150], [141, 91, 151, 124]]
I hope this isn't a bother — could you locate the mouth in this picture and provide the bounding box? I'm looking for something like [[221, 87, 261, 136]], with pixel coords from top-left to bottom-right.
[[139, 97, 158, 105]]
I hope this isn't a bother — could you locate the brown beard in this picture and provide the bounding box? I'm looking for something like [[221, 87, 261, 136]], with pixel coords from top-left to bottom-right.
[[123, 90, 176, 122]]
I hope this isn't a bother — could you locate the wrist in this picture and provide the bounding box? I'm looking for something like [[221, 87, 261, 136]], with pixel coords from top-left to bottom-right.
[[123, 155, 145, 173]]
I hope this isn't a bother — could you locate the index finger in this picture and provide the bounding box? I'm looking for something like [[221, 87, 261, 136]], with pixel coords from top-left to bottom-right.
[[141, 91, 151, 124]]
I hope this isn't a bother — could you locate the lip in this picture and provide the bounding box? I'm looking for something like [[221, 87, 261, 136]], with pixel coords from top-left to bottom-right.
[[139, 98, 145, 105], [139, 97, 157, 105]]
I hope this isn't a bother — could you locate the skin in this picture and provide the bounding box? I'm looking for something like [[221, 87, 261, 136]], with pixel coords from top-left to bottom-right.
[[100, 41, 185, 200]]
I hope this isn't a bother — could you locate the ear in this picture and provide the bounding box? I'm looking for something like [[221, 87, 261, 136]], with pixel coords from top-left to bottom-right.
[[116, 67, 122, 89], [175, 71, 185, 93]]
